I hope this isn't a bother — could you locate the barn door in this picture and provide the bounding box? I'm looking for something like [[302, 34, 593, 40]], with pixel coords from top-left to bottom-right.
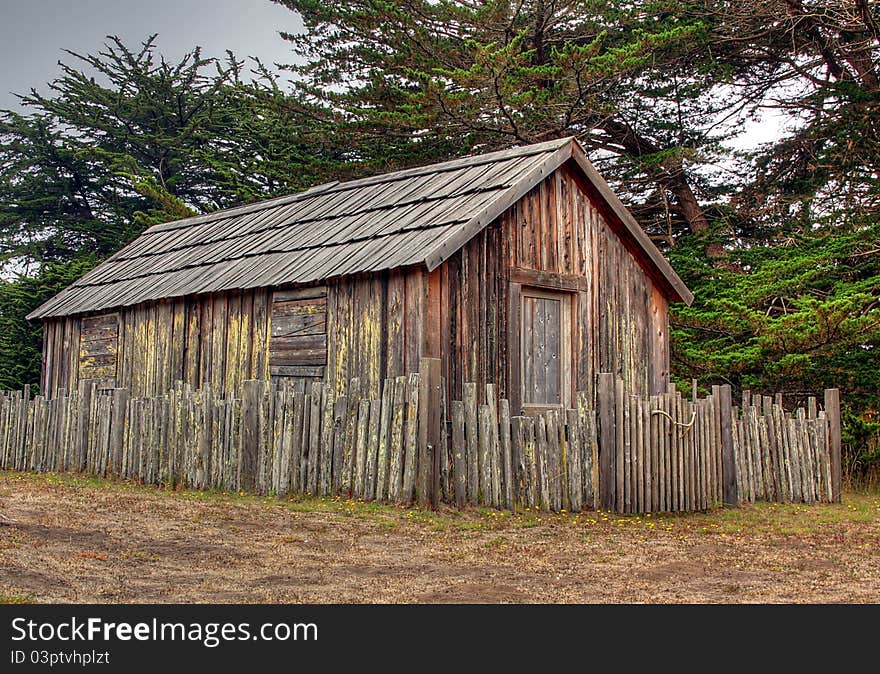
[[520, 288, 571, 412]]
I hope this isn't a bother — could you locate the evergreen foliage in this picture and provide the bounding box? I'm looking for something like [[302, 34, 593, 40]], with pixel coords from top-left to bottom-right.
[[0, 35, 339, 392]]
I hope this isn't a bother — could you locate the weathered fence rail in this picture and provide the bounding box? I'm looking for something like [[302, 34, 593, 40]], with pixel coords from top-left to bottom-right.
[[0, 361, 841, 512]]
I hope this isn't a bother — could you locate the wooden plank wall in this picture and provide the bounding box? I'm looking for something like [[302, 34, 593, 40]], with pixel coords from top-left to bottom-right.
[[42, 288, 273, 398], [597, 217, 669, 397], [440, 221, 507, 406], [42, 316, 81, 397], [77, 313, 119, 389], [438, 161, 670, 414], [325, 269, 427, 400], [269, 286, 328, 389]]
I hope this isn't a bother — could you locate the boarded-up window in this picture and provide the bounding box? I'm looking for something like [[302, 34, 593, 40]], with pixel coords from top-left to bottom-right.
[[78, 313, 119, 385], [521, 289, 571, 409], [269, 287, 327, 382]]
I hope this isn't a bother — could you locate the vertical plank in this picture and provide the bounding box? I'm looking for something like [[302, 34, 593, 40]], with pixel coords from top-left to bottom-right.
[[623, 391, 633, 513], [109, 388, 129, 479], [785, 410, 803, 502], [773, 404, 792, 502], [713, 389, 723, 505], [819, 412, 833, 502], [239, 380, 259, 492], [751, 406, 765, 500], [307, 380, 322, 495], [761, 396, 779, 502], [546, 410, 561, 512], [510, 416, 525, 507], [535, 413, 550, 510], [499, 399, 514, 510], [576, 392, 591, 510], [224, 293, 243, 395], [211, 294, 228, 395], [75, 380, 92, 472], [251, 289, 269, 381], [452, 400, 467, 508], [289, 390, 305, 494], [649, 393, 658, 512], [755, 411, 771, 501], [635, 395, 644, 513], [276, 390, 292, 497], [417, 357, 442, 507], [720, 385, 736, 506], [657, 393, 666, 512], [614, 377, 625, 512], [354, 399, 370, 499], [683, 398, 693, 510], [341, 377, 361, 495], [478, 404, 492, 506], [365, 398, 382, 500], [331, 395, 348, 494], [401, 372, 420, 503], [566, 408, 582, 513], [795, 411, 814, 503], [463, 382, 479, 505], [824, 389, 841, 503], [524, 417, 537, 507], [319, 384, 335, 497], [387, 376, 407, 502], [798, 412, 813, 503], [508, 282, 522, 415], [486, 384, 502, 508], [440, 378, 451, 502], [598, 372, 616, 511], [376, 378, 393, 501]]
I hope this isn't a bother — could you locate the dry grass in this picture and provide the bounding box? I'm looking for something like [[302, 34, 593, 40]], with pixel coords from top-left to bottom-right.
[[1, 470, 878, 604]]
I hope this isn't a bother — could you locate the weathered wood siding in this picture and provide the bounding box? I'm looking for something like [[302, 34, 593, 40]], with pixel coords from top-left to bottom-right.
[[436, 161, 669, 413], [325, 269, 428, 400], [42, 288, 272, 398], [269, 286, 328, 388], [78, 313, 119, 387], [42, 315, 81, 396]]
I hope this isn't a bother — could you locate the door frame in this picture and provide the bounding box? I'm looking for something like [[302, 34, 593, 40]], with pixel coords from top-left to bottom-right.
[[509, 282, 574, 415]]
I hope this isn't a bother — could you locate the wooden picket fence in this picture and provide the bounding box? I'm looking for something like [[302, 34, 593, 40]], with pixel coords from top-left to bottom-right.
[[593, 374, 842, 512], [0, 360, 841, 512], [732, 391, 840, 505]]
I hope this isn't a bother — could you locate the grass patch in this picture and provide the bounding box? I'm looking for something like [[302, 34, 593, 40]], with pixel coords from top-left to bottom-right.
[[2, 469, 879, 538], [0, 594, 33, 604]]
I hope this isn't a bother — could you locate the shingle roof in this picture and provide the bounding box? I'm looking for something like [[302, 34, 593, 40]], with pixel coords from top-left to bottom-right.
[[28, 137, 691, 319]]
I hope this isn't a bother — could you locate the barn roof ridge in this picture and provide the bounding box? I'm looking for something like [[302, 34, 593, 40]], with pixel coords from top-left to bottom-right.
[[28, 136, 691, 320], [144, 137, 574, 235]]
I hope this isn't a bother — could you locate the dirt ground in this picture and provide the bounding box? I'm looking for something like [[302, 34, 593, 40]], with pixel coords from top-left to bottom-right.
[[1, 470, 878, 604]]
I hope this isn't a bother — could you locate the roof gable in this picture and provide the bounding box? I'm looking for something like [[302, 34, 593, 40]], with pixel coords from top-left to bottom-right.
[[28, 137, 691, 320]]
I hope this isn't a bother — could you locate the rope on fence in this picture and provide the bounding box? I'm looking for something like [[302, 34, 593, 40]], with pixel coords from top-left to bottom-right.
[[651, 408, 696, 430]]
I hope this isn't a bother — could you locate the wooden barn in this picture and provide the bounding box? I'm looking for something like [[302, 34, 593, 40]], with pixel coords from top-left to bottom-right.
[[29, 137, 693, 412]]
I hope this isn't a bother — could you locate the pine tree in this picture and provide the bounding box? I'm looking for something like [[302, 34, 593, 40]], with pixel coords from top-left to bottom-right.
[[0, 35, 338, 390]]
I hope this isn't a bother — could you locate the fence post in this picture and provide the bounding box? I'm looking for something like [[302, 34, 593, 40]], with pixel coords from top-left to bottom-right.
[[75, 380, 92, 472], [720, 385, 737, 506], [598, 372, 616, 511], [417, 357, 442, 508], [240, 380, 261, 492], [824, 388, 841, 502]]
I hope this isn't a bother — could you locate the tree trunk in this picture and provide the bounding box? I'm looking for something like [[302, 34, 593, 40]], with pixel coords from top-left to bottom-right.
[[597, 119, 725, 259], [667, 172, 725, 259]]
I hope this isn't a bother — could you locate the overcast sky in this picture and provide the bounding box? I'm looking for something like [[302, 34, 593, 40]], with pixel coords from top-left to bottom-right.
[[0, 0, 303, 111]]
